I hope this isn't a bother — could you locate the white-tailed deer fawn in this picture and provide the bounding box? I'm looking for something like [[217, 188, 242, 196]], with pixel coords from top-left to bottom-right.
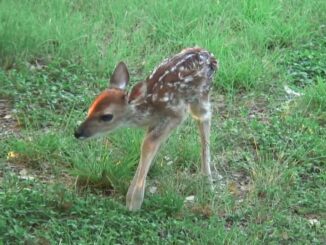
[[75, 47, 218, 211]]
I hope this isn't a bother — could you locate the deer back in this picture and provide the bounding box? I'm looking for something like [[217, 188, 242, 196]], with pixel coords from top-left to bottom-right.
[[129, 48, 218, 122]]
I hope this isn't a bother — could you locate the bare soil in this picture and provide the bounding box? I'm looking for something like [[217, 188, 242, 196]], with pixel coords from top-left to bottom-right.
[[0, 98, 19, 137]]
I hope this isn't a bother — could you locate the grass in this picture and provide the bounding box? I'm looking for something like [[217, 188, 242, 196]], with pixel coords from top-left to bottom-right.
[[0, 0, 325, 244]]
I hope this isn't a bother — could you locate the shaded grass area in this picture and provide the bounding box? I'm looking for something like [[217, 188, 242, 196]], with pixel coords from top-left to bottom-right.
[[0, 0, 325, 244], [1, 177, 243, 244]]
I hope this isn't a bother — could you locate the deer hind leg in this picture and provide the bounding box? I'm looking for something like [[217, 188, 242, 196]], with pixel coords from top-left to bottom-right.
[[126, 118, 182, 211], [189, 97, 213, 184]]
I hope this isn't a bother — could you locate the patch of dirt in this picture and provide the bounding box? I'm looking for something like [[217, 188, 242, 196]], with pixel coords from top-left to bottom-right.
[[211, 92, 272, 124], [0, 97, 83, 192], [0, 98, 20, 137], [228, 170, 252, 199], [1, 159, 75, 188]]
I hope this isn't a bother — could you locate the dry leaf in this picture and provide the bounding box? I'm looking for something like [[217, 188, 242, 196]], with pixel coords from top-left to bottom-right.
[[7, 151, 19, 160], [228, 181, 240, 196]]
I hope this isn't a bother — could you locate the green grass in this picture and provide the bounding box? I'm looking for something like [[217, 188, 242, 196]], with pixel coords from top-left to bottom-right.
[[1, 0, 325, 244]]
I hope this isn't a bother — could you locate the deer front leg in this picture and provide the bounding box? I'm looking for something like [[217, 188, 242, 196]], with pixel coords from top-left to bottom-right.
[[126, 119, 181, 211], [190, 99, 213, 185], [197, 118, 213, 184]]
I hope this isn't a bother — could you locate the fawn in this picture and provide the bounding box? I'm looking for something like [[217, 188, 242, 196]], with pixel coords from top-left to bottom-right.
[[75, 47, 219, 211]]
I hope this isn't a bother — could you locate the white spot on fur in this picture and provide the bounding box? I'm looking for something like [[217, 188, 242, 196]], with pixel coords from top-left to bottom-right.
[[149, 70, 156, 80], [171, 66, 177, 72], [184, 76, 194, 82], [173, 54, 195, 72], [160, 93, 170, 102], [159, 70, 170, 82], [150, 58, 170, 79], [199, 53, 207, 62]]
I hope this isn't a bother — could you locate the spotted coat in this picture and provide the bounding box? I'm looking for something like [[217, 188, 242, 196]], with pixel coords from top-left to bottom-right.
[[128, 47, 218, 122]]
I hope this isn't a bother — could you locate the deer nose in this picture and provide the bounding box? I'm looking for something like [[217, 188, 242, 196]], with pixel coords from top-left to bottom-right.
[[74, 127, 83, 139]]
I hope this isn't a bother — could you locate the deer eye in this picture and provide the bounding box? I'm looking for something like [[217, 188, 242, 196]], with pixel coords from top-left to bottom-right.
[[100, 114, 113, 122]]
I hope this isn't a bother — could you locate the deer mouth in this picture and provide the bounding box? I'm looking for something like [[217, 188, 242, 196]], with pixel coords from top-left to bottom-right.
[[74, 128, 87, 139], [74, 126, 108, 140]]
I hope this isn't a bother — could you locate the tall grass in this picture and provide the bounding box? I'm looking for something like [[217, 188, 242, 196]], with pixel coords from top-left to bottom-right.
[[1, 0, 324, 90]]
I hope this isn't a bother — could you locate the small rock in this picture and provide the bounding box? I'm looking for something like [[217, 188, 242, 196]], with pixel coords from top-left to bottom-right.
[[19, 169, 35, 180], [308, 218, 320, 227], [19, 169, 28, 176], [148, 186, 157, 194], [284, 85, 302, 97], [282, 232, 289, 240], [184, 195, 195, 203], [29, 65, 36, 71], [4, 114, 12, 119]]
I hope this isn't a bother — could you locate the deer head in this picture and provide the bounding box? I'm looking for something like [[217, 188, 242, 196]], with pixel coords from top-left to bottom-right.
[[74, 62, 145, 139]]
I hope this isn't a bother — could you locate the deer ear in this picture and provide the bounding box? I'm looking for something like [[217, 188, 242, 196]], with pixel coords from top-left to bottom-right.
[[109, 62, 129, 90]]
